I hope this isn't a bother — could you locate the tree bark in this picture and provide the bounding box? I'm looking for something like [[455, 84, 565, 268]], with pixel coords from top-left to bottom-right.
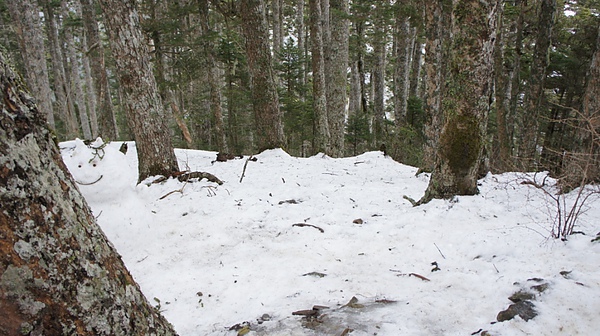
[[419, 0, 497, 204], [394, 15, 413, 127], [492, 0, 510, 171], [421, 0, 450, 171], [240, 0, 286, 151], [325, 0, 349, 157], [97, 0, 179, 182], [80, 0, 120, 140], [373, 20, 387, 146], [81, 33, 100, 138], [199, 0, 228, 153], [42, 0, 79, 139], [0, 51, 177, 336], [517, 0, 557, 168], [309, 0, 330, 154], [6, 0, 56, 129], [61, 1, 92, 140]]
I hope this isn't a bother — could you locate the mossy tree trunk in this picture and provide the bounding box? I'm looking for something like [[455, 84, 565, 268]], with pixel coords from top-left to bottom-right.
[[0, 52, 177, 335], [419, 0, 497, 204], [97, 0, 179, 183]]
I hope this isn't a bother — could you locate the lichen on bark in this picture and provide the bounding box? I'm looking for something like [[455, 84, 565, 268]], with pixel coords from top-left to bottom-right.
[[0, 51, 178, 335]]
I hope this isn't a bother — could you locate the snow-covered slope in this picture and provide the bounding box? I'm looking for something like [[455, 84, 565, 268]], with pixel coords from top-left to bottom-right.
[[60, 139, 600, 335]]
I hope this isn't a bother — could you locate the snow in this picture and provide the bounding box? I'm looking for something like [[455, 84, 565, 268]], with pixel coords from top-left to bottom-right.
[[60, 139, 600, 336]]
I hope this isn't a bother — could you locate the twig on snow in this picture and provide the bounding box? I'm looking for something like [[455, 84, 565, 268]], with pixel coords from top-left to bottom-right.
[[239, 156, 255, 183], [434, 243, 446, 259], [292, 223, 324, 233]]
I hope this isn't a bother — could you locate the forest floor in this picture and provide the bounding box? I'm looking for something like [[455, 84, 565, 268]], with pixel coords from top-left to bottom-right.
[[60, 139, 600, 336]]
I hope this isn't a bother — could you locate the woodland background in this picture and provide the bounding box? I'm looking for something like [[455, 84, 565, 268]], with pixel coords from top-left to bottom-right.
[[1, 0, 599, 179]]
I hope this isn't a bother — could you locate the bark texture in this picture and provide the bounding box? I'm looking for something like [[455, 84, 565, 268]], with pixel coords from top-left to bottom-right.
[[324, 0, 349, 157], [394, 16, 413, 126], [517, 0, 557, 168], [240, 0, 286, 151], [421, 0, 450, 171], [80, 0, 120, 140], [0, 52, 177, 336], [6, 0, 56, 129], [309, 0, 330, 154], [97, 0, 179, 182], [419, 0, 497, 203]]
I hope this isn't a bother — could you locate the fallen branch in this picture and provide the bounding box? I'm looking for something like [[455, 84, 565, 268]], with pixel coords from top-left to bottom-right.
[[178, 171, 223, 185], [239, 156, 255, 183], [292, 223, 324, 233], [409, 273, 431, 281], [159, 183, 187, 200]]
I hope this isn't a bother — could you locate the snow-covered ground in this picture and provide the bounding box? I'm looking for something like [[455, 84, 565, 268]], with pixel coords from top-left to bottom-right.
[[60, 139, 600, 336]]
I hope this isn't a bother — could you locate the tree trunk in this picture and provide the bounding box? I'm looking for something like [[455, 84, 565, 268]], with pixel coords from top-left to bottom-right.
[[42, 0, 78, 139], [372, 22, 387, 146], [98, 0, 179, 183], [569, 26, 600, 185], [6, 0, 56, 129], [272, 0, 284, 55], [62, 1, 92, 140], [81, 33, 100, 138], [409, 30, 423, 99], [421, 0, 450, 171], [240, 0, 286, 151], [419, 0, 497, 204], [199, 0, 228, 153], [325, 0, 349, 157], [516, 0, 557, 169], [309, 0, 330, 154], [492, 0, 510, 171], [0, 51, 177, 336], [349, 60, 362, 116], [507, 0, 525, 157], [80, 0, 120, 140], [295, 0, 306, 87], [394, 16, 413, 127]]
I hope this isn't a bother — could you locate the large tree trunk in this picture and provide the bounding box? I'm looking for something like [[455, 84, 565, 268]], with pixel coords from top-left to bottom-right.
[[419, 0, 497, 204], [98, 0, 179, 182], [240, 0, 286, 151], [421, 0, 450, 172], [80, 0, 120, 140], [324, 0, 349, 157], [516, 0, 557, 169], [6, 0, 56, 129], [309, 0, 330, 154], [0, 51, 177, 336]]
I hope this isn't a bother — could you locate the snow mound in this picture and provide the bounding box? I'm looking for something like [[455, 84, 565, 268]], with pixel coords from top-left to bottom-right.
[[61, 138, 136, 203]]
